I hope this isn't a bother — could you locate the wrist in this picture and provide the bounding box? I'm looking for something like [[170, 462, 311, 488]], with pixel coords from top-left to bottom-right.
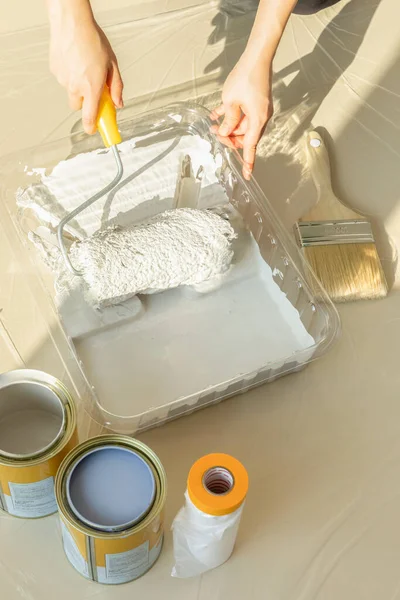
[[240, 45, 274, 71], [241, 0, 296, 71], [46, 0, 95, 29]]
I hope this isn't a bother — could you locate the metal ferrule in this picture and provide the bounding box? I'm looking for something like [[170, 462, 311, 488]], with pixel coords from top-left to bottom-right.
[[295, 219, 375, 247]]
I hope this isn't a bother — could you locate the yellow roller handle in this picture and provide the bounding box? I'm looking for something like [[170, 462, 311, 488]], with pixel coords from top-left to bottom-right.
[[96, 87, 122, 147]]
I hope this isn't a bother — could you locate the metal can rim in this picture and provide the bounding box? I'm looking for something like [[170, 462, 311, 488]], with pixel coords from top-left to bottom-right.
[[65, 444, 157, 532], [0, 370, 77, 467], [56, 435, 167, 539]]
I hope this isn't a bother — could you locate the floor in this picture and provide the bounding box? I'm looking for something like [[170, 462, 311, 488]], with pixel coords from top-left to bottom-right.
[[1, 0, 400, 598]]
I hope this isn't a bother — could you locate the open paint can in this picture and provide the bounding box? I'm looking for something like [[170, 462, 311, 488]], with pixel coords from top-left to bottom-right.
[[55, 435, 166, 585], [0, 369, 77, 518]]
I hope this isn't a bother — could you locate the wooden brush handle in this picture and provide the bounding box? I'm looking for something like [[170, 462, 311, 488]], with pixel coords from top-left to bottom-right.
[[302, 131, 361, 222]]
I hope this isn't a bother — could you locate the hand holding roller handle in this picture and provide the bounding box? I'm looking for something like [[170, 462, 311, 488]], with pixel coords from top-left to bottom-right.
[[96, 87, 122, 148], [56, 86, 123, 276], [47, 0, 123, 135]]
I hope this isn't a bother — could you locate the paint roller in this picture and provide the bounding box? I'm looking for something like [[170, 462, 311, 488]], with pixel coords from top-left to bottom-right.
[[54, 89, 236, 308]]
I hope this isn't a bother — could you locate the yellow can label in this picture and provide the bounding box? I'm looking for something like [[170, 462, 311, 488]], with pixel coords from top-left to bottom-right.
[[60, 514, 164, 584], [95, 536, 163, 584], [61, 520, 90, 578], [0, 476, 56, 517], [0, 430, 78, 518]]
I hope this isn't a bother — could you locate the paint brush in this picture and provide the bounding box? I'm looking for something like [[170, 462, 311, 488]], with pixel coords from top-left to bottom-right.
[[294, 130, 388, 302]]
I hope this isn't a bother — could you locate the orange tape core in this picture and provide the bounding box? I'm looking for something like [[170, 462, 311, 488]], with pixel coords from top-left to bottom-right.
[[187, 453, 248, 516]]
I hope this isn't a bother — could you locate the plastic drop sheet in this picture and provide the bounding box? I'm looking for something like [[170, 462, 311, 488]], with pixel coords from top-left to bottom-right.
[[2, 0, 400, 598], [172, 491, 244, 578]]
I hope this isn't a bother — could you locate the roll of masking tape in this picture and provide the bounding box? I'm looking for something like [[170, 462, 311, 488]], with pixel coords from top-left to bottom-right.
[[172, 453, 248, 578]]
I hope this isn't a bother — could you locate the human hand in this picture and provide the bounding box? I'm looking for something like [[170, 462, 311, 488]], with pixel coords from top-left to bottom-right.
[[211, 56, 273, 180], [49, 16, 123, 134]]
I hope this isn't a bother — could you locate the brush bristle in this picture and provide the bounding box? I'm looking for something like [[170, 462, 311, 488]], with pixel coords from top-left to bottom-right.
[[302, 243, 388, 302]]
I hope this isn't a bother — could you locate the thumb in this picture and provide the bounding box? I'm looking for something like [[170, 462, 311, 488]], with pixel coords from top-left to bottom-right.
[[218, 104, 241, 137]]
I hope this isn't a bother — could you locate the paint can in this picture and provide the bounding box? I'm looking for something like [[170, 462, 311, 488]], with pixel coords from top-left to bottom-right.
[[0, 369, 77, 518], [55, 435, 166, 585]]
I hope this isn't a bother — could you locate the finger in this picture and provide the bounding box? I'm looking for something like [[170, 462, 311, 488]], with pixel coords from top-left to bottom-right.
[[107, 61, 124, 108], [210, 104, 225, 121], [211, 119, 246, 138], [242, 121, 263, 180], [230, 135, 244, 149], [68, 92, 83, 112], [214, 134, 237, 150], [82, 85, 103, 135], [231, 115, 248, 137], [214, 132, 244, 151], [218, 104, 241, 137]]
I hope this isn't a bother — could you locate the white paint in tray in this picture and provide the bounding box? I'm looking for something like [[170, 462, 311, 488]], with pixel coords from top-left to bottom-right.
[[17, 133, 315, 421]]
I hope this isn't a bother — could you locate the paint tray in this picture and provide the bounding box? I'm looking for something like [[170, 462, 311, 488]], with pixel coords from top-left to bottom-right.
[[0, 103, 340, 434]]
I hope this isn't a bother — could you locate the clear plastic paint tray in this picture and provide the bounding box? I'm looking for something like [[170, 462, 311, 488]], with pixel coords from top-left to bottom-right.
[[0, 103, 340, 434]]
